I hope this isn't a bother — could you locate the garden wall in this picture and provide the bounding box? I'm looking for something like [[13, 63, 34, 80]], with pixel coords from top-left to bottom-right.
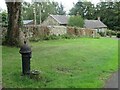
[[67, 27, 97, 37], [48, 26, 67, 36], [1, 25, 97, 44]]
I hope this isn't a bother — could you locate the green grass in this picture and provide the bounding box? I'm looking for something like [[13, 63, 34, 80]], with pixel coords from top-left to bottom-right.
[[2, 38, 118, 88], [0, 45, 2, 86]]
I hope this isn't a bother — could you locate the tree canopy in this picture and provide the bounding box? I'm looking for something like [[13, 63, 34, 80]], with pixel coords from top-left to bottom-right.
[[22, 1, 66, 24], [0, 10, 8, 27], [69, 1, 120, 31], [68, 15, 84, 27]]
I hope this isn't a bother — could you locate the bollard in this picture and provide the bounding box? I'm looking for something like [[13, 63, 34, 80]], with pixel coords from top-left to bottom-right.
[[19, 41, 32, 75]]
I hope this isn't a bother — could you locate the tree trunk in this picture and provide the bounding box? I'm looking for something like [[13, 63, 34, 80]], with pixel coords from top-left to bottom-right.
[[5, 2, 21, 46]]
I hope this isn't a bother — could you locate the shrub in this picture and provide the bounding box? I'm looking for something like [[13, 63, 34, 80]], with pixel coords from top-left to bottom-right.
[[61, 34, 71, 39], [49, 35, 60, 40], [98, 32, 105, 37], [30, 34, 79, 42], [60, 34, 77, 39], [116, 32, 120, 38], [111, 31, 116, 36], [94, 33, 100, 39], [106, 30, 116, 36], [43, 35, 60, 40], [68, 16, 84, 27], [29, 37, 40, 42]]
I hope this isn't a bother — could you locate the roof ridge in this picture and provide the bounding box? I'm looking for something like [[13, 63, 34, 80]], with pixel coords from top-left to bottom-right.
[[50, 15, 61, 24]]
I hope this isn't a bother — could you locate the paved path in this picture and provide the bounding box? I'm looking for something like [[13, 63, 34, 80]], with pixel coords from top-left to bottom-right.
[[104, 70, 119, 88]]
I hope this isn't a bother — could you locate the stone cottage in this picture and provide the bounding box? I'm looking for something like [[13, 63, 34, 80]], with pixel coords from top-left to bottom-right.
[[42, 15, 69, 26], [42, 15, 107, 32], [84, 18, 107, 33], [41, 15, 107, 36]]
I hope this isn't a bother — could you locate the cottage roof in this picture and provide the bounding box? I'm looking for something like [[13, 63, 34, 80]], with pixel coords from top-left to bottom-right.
[[23, 20, 33, 25], [50, 15, 69, 25], [84, 20, 107, 29]]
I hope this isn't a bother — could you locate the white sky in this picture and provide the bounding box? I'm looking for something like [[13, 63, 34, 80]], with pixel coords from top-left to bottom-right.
[[0, 0, 100, 13]]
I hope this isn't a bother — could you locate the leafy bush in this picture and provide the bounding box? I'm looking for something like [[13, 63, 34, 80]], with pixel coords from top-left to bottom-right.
[[93, 33, 100, 39], [61, 34, 71, 39], [116, 32, 120, 38], [111, 31, 116, 36], [49, 35, 60, 40], [43, 35, 60, 40], [68, 16, 84, 27], [106, 30, 116, 36], [61, 34, 77, 39], [30, 34, 77, 41], [30, 37, 40, 42], [98, 32, 105, 37]]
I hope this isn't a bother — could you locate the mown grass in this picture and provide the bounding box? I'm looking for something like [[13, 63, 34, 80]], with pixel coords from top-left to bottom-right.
[[0, 46, 2, 86], [2, 38, 118, 88]]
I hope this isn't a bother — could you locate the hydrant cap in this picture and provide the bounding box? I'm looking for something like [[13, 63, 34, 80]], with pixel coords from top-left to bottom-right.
[[19, 42, 31, 54]]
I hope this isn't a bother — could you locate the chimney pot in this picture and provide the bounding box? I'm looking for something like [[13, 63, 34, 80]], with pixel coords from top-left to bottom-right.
[[98, 17, 100, 20]]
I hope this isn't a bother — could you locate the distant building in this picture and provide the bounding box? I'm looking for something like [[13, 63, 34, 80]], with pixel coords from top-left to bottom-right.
[[23, 20, 33, 25], [84, 19, 107, 32], [42, 15, 69, 26], [42, 15, 107, 33]]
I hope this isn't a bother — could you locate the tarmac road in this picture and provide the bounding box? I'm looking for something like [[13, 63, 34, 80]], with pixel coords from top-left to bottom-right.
[[104, 70, 119, 89]]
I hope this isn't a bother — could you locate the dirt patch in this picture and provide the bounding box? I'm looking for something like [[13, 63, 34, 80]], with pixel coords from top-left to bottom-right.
[[56, 67, 71, 73]]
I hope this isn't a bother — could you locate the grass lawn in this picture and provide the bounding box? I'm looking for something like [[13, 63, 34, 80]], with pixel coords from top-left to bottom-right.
[[2, 38, 118, 88]]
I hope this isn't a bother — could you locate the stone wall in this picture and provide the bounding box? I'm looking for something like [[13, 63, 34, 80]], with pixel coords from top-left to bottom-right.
[[1, 26, 97, 44], [67, 27, 97, 37], [48, 26, 67, 36]]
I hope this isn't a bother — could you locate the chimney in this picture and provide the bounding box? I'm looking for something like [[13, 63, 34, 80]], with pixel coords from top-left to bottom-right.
[[98, 17, 100, 21]]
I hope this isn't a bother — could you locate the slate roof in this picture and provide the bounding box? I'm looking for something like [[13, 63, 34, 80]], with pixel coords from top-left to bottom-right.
[[49, 15, 107, 28], [23, 20, 33, 25], [50, 15, 69, 25], [84, 20, 107, 29]]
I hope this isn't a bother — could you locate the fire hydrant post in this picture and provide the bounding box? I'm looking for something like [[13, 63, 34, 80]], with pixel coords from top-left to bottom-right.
[[19, 41, 32, 75]]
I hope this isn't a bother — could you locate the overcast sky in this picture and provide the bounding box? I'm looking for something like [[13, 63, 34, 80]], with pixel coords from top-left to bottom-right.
[[0, 0, 100, 13]]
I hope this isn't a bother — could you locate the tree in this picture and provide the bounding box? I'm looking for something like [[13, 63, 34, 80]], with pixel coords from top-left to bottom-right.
[[69, 1, 95, 19], [22, 2, 34, 20], [69, 1, 120, 31], [95, 2, 120, 31], [5, 1, 22, 46], [0, 11, 8, 27], [22, 1, 65, 24], [68, 15, 84, 27], [57, 3, 66, 15]]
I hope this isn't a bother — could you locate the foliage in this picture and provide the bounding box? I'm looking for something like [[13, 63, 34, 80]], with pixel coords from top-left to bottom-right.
[[98, 32, 106, 37], [43, 35, 60, 40], [111, 31, 117, 36], [94, 2, 120, 31], [30, 34, 79, 42], [22, 1, 66, 24], [116, 32, 120, 38], [69, 1, 95, 19], [56, 3, 66, 15], [36, 34, 76, 41], [106, 30, 117, 36], [61, 34, 77, 39], [68, 15, 84, 27], [22, 2, 34, 21], [69, 1, 120, 31], [0, 11, 8, 27], [2, 38, 118, 88]]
